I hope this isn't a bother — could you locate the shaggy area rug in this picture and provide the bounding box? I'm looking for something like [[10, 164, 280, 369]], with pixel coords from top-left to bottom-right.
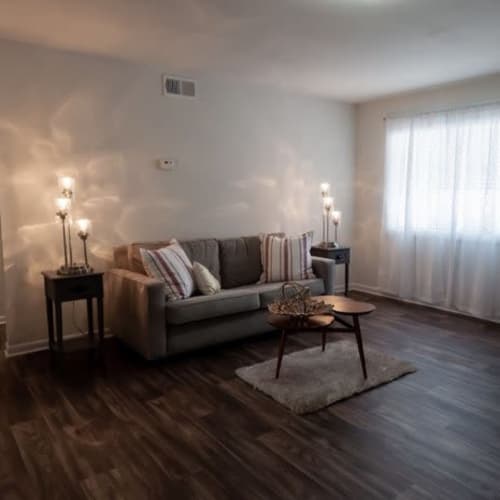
[[236, 340, 416, 414]]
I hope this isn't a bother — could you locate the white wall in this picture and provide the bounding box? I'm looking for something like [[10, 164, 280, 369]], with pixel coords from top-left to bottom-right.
[[353, 73, 500, 290], [0, 39, 355, 351]]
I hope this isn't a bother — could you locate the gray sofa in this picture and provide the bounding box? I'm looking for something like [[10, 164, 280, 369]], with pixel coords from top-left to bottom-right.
[[106, 236, 335, 359]]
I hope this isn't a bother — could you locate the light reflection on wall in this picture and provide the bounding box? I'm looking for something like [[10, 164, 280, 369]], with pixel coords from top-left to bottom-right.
[[0, 91, 129, 346], [115, 199, 188, 242], [0, 40, 354, 351]]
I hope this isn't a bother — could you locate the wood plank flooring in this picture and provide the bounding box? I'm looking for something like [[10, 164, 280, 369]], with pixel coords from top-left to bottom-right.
[[1, 293, 500, 499]]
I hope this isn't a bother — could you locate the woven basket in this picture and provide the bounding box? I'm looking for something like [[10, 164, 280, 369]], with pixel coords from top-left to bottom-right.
[[268, 282, 333, 318]]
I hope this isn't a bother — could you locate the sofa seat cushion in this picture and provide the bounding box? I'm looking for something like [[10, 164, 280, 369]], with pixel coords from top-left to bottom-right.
[[166, 288, 260, 325], [236, 279, 325, 308]]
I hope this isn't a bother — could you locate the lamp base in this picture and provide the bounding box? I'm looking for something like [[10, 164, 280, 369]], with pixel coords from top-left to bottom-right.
[[57, 263, 93, 276], [320, 241, 340, 249]]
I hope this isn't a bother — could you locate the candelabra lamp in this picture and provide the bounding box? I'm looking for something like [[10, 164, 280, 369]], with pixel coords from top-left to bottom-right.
[[319, 182, 343, 248], [331, 210, 342, 248], [76, 219, 93, 272], [55, 176, 92, 275]]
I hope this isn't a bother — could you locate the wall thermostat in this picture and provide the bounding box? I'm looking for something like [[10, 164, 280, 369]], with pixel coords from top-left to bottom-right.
[[157, 159, 176, 171]]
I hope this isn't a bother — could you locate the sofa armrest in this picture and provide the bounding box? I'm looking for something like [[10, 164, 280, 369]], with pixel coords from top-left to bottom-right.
[[312, 257, 336, 295], [105, 269, 166, 360]]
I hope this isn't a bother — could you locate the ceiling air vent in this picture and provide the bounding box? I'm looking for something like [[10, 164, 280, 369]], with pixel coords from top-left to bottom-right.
[[162, 75, 196, 98]]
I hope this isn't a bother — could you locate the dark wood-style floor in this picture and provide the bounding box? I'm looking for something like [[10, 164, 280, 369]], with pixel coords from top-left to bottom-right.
[[1, 293, 500, 499]]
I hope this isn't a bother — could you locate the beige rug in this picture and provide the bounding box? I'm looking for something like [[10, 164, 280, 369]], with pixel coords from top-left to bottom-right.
[[236, 340, 416, 414]]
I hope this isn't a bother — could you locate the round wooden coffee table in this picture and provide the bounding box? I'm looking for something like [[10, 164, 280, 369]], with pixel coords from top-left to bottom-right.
[[267, 314, 335, 379], [312, 295, 376, 379]]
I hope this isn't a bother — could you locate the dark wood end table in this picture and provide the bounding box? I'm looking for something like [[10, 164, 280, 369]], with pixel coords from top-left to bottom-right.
[[310, 245, 350, 296], [267, 314, 335, 379], [42, 271, 104, 363]]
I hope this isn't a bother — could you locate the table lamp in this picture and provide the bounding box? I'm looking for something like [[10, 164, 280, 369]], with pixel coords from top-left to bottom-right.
[[55, 176, 92, 275]]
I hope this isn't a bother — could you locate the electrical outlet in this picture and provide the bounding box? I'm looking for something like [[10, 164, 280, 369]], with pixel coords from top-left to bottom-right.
[[157, 159, 176, 171]]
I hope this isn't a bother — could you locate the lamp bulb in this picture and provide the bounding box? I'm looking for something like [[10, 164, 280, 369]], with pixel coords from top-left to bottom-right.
[[55, 197, 71, 213], [332, 210, 342, 225], [322, 196, 334, 210], [320, 182, 330, 197], [58, 176, 75, 198], [76, 218, 91, 236]]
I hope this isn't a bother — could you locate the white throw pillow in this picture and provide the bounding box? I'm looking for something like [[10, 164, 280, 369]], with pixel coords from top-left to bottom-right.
[[259, 231, 315, 283], [192, 261, 221, 295], [140, 239, 194, 300]]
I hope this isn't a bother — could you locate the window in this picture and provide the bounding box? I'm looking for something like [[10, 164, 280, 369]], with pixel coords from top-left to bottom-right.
[[384, 104, 500, 238]]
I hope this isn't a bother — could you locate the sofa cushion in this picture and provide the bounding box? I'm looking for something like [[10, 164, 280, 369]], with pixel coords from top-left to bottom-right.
[[236, 279, 325, 308], [113, 245, 129, 270], [181, 239, 220, 282], [218, 236, 262, 288], [165, 288, 260, 325], [128, 238, 220, 280]]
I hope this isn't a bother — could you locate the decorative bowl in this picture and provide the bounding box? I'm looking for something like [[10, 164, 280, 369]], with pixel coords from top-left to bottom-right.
[[268, 282, 333, 318]]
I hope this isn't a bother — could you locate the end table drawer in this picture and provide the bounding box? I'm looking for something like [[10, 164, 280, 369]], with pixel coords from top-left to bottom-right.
[[311, 246, 350, 263], [54, 277, 103, 301], [332, 252, 348, 264]]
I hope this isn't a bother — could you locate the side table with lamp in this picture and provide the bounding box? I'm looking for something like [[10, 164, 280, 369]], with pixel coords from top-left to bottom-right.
[[313, 182, 351, 295], [43, 176, 104, 363], [42, 270, 104, 358]]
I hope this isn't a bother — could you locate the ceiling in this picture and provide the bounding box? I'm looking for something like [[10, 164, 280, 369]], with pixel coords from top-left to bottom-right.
[[1, 0, 499, 102]]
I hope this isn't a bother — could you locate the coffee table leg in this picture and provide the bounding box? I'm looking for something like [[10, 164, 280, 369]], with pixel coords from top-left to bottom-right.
[[322, 330, 327, 352], [353, 315, 368, 379], [275, 330, 288, 379]]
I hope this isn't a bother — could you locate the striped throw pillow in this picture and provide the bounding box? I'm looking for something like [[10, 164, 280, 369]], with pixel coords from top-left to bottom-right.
[[259, 232, 315, 283], [140, 240, 194, 300]]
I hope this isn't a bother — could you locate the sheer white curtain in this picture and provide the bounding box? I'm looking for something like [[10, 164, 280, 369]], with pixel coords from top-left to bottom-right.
[[379, 103, 500, 320]]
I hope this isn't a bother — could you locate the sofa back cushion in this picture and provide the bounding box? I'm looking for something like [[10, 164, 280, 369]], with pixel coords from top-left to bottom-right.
[[126, 238, 220, 281], [218, 236, 262, 288], [181, 239, 220, 282], [113, 245, 129, 269]]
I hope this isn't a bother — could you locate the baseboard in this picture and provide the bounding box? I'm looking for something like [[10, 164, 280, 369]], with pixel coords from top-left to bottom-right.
[[350, 282, 385, 296], [350, 282, 500, 325], [4, 329, 111, 358]]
